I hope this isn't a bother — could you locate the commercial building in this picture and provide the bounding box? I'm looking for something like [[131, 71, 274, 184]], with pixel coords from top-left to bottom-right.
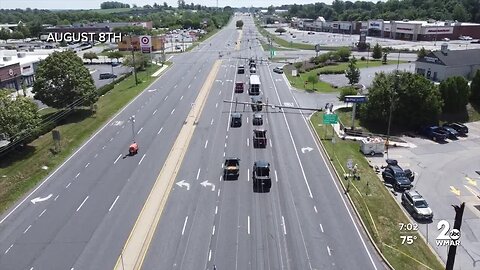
[[117, 35, 165, 52], [367, 19, 480, 41], [0, 52, 46, 91], [415, 44, 480, 81], [292, 17, 361, 34]]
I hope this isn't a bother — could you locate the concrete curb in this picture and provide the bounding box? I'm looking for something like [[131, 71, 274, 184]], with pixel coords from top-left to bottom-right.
[[306, 113, 395, 270]]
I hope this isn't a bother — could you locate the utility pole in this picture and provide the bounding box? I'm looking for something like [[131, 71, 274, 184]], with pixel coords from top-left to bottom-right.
[[446, 202, 465, 270], [129, 34, 138, 85]]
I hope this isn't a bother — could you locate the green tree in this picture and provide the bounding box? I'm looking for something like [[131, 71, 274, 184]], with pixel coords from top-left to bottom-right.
[[360, 72, 442, 129], [307, 74, 318, 90], [123, 52, 149, 71], [0, 89, 40, 140], [83, 52, 99, 64], [236, 20, 244, 29], [453, 4, 469, 22], [336, 47, 351, 62], [0, 28, 10, 42], [10, 31, 24, 40], [33, 51, 97, 109], [338, 86, 358, 101], [417, 47, 429, 59], [439, 76, 470, 113], [275, 27, 286, 35], [470, 69, 480, 105], [107, 50, 124, 63], [372, 43, 382, 60], [345, 56, 360, 85]]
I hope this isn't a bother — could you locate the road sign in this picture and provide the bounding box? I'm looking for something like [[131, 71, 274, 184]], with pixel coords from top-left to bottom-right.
[[323, 114, 338, 124], [344, 95, 367, 103], [140, 35, 151, 53]]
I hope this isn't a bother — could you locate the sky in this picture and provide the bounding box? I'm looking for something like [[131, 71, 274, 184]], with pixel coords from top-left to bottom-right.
[[0, 0, 340, 10]]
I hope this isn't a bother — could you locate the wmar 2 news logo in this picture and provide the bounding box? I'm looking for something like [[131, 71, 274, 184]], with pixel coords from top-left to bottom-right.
[[436, 220, 461, 246]]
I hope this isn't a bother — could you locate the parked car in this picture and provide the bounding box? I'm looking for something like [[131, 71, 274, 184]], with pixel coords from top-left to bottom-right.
[[401, 190, 433, 220], [382, 159, 414, 191], [441, 37, 450, 41], [307, 31, 315, 35], [99, 73, 117, 80], [443, 122, 468, 135], [439, 126, 459, 140], [421, 126, 448, 142], [273, 67, 283, 74]]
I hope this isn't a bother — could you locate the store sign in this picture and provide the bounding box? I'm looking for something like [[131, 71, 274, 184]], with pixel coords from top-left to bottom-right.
[[426, 28, 453, 34], [396, 26, 414, 34], [140, 35, 151, 53], [368, 21, 383, 30], [340, 23, 351, 30]]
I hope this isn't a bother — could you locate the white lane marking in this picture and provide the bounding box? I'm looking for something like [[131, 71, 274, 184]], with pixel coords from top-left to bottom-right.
[[54, 195, 59, 201], [138, 154, 146, 165], [0, 75, 157, 225], [180, 95, 184, 100], [196, 168, 201, 180], [269, 139, 272, 148], [75, 173, 80, 178], [114, 154, 122, 164], [153, 109, 157, 115], [194, 76, 196, 80], [94, 153, 98, 158], [215, 102, 218, 108], [188, 84, 191, 88], [210, 118, 214, 125], [76, 196, 89, 212], [314, 206, 318, 213], [66, 182, 71, 189], [282, 216, 287, 235], [39, 209, 46, 217], [208, 249, 212, 261], [275, 170, 278, 182], [171, 108, 175, 115], [102, 146, 106, 149], [109, 196, 120, 212], [246, 138, 249, 147], [247, 169, 250, 181], [174, 85, 177, 88], [182, 216, 189, 235], [204, 140, 208, 149], [223, 152, 225, 157], [215, 206, 218, 214], [327, 246, 332, 256], [137, 127, 143, 134], [199, 69, 202, 73], [5, 244, 13, 254], [225, 135, 228, 139], [246, 117, 248, 123], [85, 163, 90, 168], [217, 189, 221, 197], [319, 224, 324, 233], [157, 127, 163, 134], [212, 225, 216, 235], [23, 225, 32, 234], [224, 143, 227, 148], [109, 138, 113, 142], [247, 216, 250, 235], [218, 90, 221, 95], [164, 95, 168, 101]]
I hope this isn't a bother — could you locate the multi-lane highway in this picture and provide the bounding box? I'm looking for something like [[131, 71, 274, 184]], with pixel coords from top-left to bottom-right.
[[0, 15, 386, 270]]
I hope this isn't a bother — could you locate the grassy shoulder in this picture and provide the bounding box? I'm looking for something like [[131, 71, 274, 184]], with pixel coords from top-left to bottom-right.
[[259, 40, 293, 51], [0, 64, 161, 213], [310, 112, 444, 270]]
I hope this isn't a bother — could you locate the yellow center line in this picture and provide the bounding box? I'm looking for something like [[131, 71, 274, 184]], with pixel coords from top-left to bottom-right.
[[114, 60, 222, 270]]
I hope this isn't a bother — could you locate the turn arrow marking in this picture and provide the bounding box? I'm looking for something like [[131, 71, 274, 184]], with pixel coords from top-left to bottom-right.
[[176, 180, 190, 191], [31, 194, 53, 204], [201, 180, 215, 191], [449, 186, 461, 196], [301, 147, 313, 153], [466, 177, 477, 186]]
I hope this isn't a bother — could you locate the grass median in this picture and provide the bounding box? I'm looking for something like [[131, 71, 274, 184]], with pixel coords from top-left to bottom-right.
[[0, 64, 161, 213], [310, 112, 444, 270]]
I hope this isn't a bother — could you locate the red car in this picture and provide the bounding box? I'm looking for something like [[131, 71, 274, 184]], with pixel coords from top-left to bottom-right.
[[129, 142, 138, 155], [235, 82, 244, 93]]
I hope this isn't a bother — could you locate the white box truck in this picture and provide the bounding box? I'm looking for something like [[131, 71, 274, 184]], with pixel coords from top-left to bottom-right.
[[360, 137, 385, 156]]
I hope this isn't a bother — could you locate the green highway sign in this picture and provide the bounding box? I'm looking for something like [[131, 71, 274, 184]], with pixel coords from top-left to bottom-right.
[[323, 114, 338, 124]]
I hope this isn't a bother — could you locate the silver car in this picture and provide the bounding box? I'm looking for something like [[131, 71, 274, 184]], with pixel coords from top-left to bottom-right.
[[401, 190, 433, 220]]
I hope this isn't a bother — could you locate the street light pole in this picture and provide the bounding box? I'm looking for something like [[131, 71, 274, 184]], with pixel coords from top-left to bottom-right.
[[129, 34, 138, 85]]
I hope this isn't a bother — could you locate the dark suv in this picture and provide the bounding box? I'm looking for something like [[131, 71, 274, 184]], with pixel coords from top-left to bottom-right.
[[401, 190, 433, 220], [443, 122, 468, 136], [382, 159, 414, 191], [230, 113, 242, 127]]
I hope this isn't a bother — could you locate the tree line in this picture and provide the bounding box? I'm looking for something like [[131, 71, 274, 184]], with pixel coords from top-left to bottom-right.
[[275, 0, 479, 23], [100, 1, 130, 9]]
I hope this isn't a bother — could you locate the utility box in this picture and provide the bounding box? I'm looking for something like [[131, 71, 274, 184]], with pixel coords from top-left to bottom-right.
[[360, 137, 385, 156]]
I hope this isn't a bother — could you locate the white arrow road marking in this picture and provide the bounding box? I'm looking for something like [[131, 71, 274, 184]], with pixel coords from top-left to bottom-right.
[[201, 180, 215, 191], [301, 147, 313, 153], [176, 180, 190, 190], [283, 102, 294, 107], [30, 194, 52, 204]]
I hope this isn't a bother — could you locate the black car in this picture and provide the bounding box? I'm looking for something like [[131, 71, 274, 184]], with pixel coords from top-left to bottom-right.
[[382, 159, 414, 191], [230, 113, 242, 127], [237, 65, 245, 74], [443, 122, 468, 135], [99, 73, 117, 80], [439, 126, 459, 140], [252, 113, 263, 126], [273, 67, 283, 74]]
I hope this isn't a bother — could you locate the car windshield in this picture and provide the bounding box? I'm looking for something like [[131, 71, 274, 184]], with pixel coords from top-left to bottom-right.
[[395, 171, 406, 177], [414, 200, 429, 208]]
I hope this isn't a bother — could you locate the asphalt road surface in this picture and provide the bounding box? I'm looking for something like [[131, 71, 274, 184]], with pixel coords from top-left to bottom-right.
[[0, 16, 386, 270]]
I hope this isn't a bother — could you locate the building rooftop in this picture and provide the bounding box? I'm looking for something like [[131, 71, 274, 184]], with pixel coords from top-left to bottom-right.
[[418, 48, 480, 67], [0, 50, 54, 67]]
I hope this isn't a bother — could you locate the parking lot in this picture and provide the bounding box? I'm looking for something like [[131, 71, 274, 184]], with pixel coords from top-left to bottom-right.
[[265, 26, 480, 51], [366, 121, 480, 269], [88, 64, 131, 89]]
